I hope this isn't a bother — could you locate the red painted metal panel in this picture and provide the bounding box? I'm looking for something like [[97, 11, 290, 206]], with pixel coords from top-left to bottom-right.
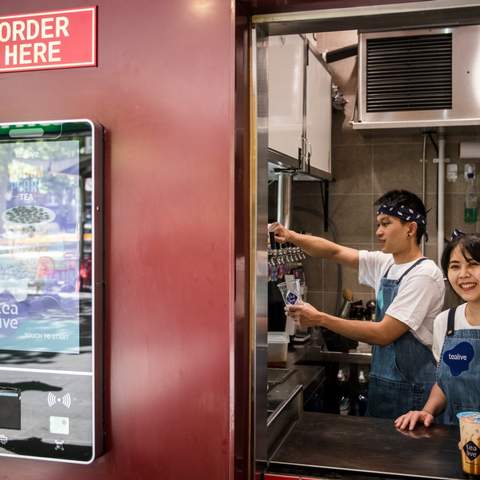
[[234, 4, 251, 480], [0, 0, 234, 479]]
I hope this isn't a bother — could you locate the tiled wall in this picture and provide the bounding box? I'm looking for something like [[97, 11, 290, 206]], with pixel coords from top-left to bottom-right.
[[275, 31, 480, 314]]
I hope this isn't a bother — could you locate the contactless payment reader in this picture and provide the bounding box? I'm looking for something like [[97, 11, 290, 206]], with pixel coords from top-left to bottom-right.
[[0, 120, 104, 463]]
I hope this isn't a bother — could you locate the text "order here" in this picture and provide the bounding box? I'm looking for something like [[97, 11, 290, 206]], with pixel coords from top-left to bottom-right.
[[0, 16, 70, 65]]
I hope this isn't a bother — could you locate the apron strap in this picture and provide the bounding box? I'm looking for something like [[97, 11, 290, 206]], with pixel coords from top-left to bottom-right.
[[383, 257, 428, 283], [446, 307, 457, 336]]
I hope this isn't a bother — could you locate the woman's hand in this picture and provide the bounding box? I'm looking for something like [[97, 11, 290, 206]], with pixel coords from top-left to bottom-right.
[[394, 410, 434, 431], [268, 222, 292, 244], [286, 302, 323, 328]]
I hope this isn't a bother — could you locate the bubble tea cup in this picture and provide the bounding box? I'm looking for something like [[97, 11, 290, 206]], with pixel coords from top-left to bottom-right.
[[277, 279, 303, 335], [457, 411, 480, 477]]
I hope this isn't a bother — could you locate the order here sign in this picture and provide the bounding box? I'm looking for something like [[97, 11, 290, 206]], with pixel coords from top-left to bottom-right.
[[0, 6, 96, 72]]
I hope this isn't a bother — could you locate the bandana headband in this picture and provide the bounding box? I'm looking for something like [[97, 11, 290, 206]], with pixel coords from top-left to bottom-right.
[[377, 204, 426, 226], [450, 228, 465, 241]]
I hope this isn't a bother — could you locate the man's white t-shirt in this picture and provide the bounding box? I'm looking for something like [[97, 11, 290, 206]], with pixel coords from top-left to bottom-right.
[[358, 250, 445, 347], [432, 303, 480, 362]]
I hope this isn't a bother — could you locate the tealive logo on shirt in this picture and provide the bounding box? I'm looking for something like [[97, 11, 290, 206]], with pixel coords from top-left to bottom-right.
[[448, 353, 468, 361], [0, 7, 96, 72]]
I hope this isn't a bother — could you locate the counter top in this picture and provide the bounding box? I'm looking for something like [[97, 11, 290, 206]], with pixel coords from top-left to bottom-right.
[[267, 345, 327, 457], [267, 340, 371, 415], [267, 347, 325, 413], [269, 412, 465, 479]]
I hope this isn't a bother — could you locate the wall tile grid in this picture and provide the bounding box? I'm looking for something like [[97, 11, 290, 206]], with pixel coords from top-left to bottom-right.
[[288, 31, 480, 314]]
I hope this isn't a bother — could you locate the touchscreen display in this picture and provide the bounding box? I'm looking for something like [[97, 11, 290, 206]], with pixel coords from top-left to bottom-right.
[[0, 120, 102, 463], [0, 129, 91, 355]]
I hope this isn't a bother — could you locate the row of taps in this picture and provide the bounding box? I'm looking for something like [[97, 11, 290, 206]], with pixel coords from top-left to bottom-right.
[[268, 243, 306, 266], [268, 233, 306, 267]]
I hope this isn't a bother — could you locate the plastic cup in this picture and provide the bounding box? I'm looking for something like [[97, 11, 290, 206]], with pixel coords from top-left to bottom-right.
[[277, 279, 303, 306], [457, 411, 480, 476]]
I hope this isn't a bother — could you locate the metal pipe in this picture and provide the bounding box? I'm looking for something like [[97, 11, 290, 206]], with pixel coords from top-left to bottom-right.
[[300, 36, 308, 171], [325, 44, 358, 63], [437, 128, 446, 265], [421, 134, 427, 255], [277, 171, 294, 229]]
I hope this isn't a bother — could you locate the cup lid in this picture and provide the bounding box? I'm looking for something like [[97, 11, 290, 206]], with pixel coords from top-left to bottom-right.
[[457, 411, 480, 423]]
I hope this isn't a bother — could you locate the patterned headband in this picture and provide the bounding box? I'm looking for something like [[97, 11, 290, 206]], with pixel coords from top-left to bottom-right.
[[377, 204, 426, 226], [450, 228, 465, 241]]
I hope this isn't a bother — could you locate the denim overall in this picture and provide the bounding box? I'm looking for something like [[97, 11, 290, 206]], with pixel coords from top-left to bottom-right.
[[366, 258, 437, 419], [436, 307, 480, 424]]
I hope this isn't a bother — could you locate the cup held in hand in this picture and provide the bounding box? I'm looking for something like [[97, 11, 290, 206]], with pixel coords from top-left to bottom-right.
[[277, 279, 303, 306]]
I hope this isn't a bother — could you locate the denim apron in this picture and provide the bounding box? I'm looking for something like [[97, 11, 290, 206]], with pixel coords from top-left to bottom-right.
[[436, 307, 480, 424], [366, 257, 437, 419]]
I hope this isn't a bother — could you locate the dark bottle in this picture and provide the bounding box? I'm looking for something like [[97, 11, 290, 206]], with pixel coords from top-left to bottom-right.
[[336, 366, 350, 415], [357, 369, 368, 416]]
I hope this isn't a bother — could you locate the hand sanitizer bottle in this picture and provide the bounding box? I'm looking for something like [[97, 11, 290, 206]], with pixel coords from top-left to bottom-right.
[[465, 171, 478, 224]]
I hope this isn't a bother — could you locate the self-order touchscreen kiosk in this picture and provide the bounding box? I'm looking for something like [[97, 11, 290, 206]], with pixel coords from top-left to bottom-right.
[[0, 120, 103, 463]]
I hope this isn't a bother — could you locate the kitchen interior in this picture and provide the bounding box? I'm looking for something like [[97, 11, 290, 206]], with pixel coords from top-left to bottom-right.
[[255, 6, 480, 480]]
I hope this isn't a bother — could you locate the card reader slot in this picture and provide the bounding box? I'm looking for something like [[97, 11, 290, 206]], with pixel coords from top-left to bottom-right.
[[0, 387, 21, 430]]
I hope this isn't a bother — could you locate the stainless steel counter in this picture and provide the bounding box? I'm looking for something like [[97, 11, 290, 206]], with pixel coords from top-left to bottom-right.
[[267, 362, 324, 410], [296, 346, 372, 365], [269, 412, 465, 480], [266, 346, 326, 456]]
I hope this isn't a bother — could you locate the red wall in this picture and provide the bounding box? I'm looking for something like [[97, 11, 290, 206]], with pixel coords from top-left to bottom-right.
[[0, 1, 235, 479]]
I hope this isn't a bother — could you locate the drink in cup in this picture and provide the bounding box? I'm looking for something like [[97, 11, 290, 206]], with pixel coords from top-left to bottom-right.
[[457, 411, 480, 476]]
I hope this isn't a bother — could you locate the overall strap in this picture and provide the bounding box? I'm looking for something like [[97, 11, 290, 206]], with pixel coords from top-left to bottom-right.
[[383, 264, 393, 278], [396, 257, 428, 284], [383, 257, 428, 281], [446, 307, 457, 336]]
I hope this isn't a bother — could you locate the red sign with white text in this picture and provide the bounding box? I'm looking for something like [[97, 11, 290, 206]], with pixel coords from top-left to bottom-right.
[[0, 6, 96, 72]]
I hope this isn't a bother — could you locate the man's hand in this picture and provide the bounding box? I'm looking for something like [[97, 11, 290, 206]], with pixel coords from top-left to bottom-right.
[[269, 222, 292, 244], [286, 302, 322, 328], [394, 410, 434, 431]]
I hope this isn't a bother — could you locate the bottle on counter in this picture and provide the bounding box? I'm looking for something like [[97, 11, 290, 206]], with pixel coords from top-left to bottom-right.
[[336, 366, 349, 383], [339, 396, 351, 416], [365, 299, 376, 321], [357, 369, 369, 417], [337, 366, 351, 415], [338, 288, 353, 318]]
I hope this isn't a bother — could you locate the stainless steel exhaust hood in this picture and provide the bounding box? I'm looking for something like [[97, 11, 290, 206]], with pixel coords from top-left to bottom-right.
[[352, 25, 480, 129]]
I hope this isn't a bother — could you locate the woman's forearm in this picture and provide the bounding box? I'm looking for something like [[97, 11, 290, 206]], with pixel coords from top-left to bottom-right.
[[422, 383, 447, 416]]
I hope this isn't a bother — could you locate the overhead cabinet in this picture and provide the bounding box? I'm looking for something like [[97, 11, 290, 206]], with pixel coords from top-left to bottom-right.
[[267, 35, 332, 179], [267, 35, 305, 162], [305, 43, 332, 177]]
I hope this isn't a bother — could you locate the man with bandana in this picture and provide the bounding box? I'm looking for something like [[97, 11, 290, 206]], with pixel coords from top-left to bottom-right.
[[270, 190, 445, 419]]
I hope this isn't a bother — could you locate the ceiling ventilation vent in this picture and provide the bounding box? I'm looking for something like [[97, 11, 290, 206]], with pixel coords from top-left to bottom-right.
[[366, 33, 452, 112], [355, 26, 480, 129]]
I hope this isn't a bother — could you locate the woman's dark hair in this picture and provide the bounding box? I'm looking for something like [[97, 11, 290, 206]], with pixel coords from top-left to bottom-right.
[[374, 190, 427, 244], [441, 234, 480, 276]]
